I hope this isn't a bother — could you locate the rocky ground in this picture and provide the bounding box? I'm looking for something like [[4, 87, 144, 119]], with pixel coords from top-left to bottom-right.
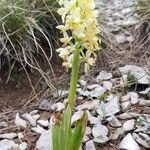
[[0, 65, 150, 150], [0, 0, 149, 150], [96, 0, 138, 44]]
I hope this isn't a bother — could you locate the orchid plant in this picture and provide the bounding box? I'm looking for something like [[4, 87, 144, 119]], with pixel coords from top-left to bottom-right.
[[52, 0, 100, 149]]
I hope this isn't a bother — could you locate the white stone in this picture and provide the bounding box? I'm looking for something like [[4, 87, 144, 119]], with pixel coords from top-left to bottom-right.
[[121, 94, 130, 102], [77, 88, 90, 97], [79, 79, 87, 87], [121, 101, 131, 111], [111, 128, 124, 140], [135, 126, 149, 133], [51, 102, 65, 112], [92, 123, 109, 143], [36, 130, 52, 150], [89, 86, 107, 98], [107, 115, 122, 127], [32, 125, 46, 134], [85, 127, 92, 136], [0, 139, 18, 150], [77, 100, 100, 110], [96, 71, 112, 81], [92, 123, 108, 138], [140, 87, 150, 95], [29, 110, 39, 116], [93, 135, 109, 144], [103, 81, 112, 90], [121, 8, 132, 15], [123, 18, 138, 27], [87, 111, 101, 125], [139, 99, 150, 106], [85, 140, 96, 150], [97, 96, 120, 117], [83, 135, 90, 143], [118, 112, 140, 119], [71, 110, 84, 124], [115, 34, 127, 44], [123, 119, 135, 131], [138, 133, 150, 142], [0, 133, 17, 140], [129, 92, 139, 104], [87, 84, 100, 90], [37, 120, 49, 128], [32, 114, 40, 121], [19, 142, 27, 150], [22, 113, 36, 127], [127, 36, 134, 42], [58, 90, 68, 97], [133, 133, 150, 148], [18, 132, 24, 139], [0, 121, 8, 129], [119, 65, 150, 85], [15, 113, 28, 129], [119, 133, 141, 150]]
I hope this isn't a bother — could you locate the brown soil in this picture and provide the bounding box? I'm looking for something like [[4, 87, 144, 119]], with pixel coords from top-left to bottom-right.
[[0, 82, 31, 112]]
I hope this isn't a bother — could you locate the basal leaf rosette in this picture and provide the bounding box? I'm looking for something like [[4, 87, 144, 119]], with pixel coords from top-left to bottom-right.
[[56, 0, 100, 73]]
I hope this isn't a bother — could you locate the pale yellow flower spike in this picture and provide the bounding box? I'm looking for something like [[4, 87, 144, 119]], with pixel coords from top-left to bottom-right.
[[56, 0, 100, 72]]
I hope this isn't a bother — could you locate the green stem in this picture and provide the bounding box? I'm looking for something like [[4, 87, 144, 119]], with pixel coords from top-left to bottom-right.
[[67, 46, 80, 110]]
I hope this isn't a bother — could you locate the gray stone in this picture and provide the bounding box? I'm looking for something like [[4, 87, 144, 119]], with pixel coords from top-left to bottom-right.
[[39, 99, 53, 111], [36, 130, 52, 150]]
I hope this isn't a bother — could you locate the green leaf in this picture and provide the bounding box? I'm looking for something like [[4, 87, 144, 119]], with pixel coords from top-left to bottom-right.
[[52, 125, 60, 150], [58, 105, 72, 150], [71, 111, 88, 150]]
